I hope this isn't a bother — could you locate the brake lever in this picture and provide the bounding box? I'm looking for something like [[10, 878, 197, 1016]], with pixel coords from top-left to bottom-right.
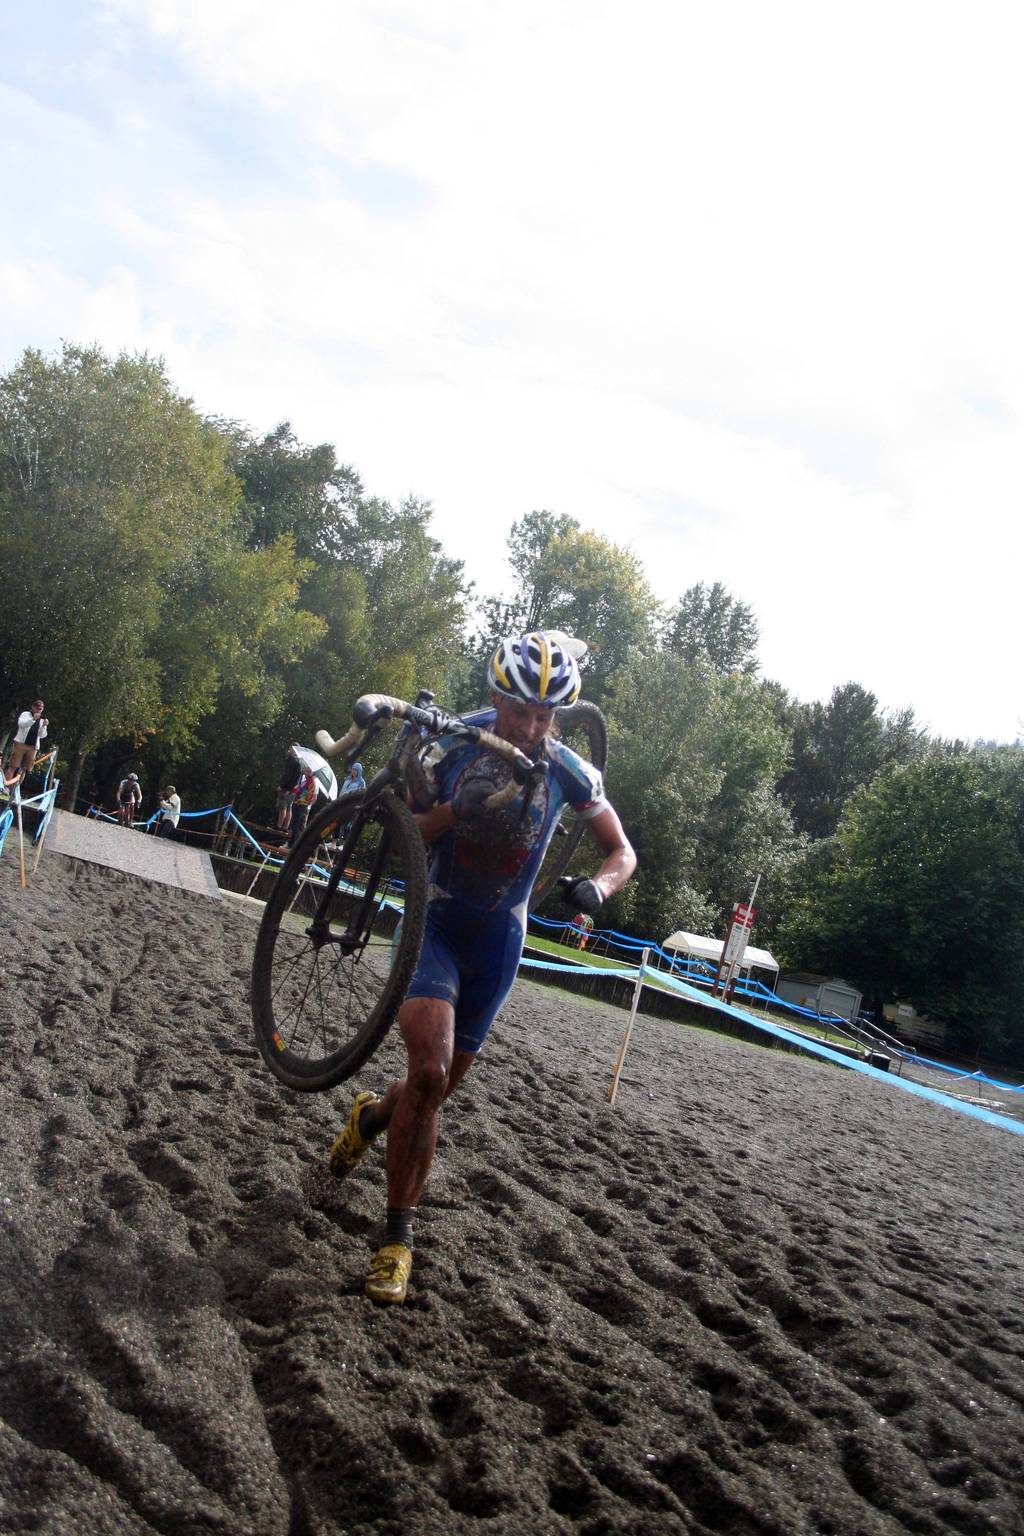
[[353, 698, 395, 730], [512, 755, 549, 787], [513, 756, 548, 823]]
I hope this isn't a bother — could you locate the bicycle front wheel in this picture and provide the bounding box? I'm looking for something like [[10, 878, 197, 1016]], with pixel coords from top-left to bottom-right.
[[251, 791, 427, 1091], [529, 700, 609, 914]]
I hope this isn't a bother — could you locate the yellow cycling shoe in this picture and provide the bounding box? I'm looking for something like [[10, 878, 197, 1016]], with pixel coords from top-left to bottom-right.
[[328, 1091, 380, 1176], [365, 1243, 412, 1304]]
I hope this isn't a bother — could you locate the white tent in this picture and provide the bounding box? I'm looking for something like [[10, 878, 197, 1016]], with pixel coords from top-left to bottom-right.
[[662, 931, 780, 977]]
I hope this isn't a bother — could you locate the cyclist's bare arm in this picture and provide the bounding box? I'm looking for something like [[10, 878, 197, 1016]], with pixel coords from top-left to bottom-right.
[[409, 800, 458, 844], [584, 804, 636, 901]]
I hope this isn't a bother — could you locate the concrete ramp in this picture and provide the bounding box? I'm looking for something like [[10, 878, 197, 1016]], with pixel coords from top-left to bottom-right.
[[45, 810, 221, 900]]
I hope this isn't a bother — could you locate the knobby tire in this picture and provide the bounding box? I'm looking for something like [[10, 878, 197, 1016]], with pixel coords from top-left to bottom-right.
[[251, 791, 427, 1091], [528, 700, 609, 914]]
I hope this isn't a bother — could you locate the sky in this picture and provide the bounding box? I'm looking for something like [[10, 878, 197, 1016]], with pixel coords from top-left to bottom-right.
[[2, 0, 1022, 742]]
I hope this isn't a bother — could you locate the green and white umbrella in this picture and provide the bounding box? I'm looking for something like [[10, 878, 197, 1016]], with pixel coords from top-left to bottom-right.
[[293, 745, 338, 801]]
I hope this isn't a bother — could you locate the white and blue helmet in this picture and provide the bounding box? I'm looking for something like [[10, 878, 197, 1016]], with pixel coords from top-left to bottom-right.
[[487, 630, 582, 708]]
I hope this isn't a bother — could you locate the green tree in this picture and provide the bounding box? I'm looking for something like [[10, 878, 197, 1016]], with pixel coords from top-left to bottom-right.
[[478, 511, 659, 704], [697, 671, 804, 928], [195, 425, 470, 813], [223, 419, 364, 560], [478, 509, 579, 637], [664, 580, 760, 675], [778, 682, 926, 839], [777, 749, 1024, 1061], [0, 344, 319, 806], [599, 652, 800, 943]]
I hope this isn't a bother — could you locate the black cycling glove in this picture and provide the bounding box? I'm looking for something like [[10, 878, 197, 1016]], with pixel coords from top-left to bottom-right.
[[452, 777, 499, 823], [559, 875, 604, 916]]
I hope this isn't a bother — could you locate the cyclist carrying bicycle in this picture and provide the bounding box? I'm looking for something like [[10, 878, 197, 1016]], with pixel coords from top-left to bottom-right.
[[328, 630, 636, 1304], [116, 773, 142, 828]]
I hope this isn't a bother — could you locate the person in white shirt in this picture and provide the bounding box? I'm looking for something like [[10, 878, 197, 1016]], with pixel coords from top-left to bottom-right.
[[7, 700, 47, 779], [157, 785, 181, 839]]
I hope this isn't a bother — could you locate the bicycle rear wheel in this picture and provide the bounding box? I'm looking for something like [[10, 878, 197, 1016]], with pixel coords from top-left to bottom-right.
[[529, 700, 609, 914], [251, 791, 427, 1091]]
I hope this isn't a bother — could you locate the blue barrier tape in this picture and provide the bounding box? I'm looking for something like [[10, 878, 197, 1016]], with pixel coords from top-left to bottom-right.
[[8, 787, 50, 810], [0, 785, 58, 856], [641, 965, 1024, 1137], [894, 1052, 1024, 1096], [143, 804, 232, 829], [32, 785, 59, 844], [224, 810, 282, 862], [519, 956, 639, 978], [0, 785, 58, 852], [219, 824, 405, 917], [528, 912, 651, 952]]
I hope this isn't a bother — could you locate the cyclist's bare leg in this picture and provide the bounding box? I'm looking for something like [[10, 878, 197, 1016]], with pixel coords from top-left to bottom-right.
[[369, 1036, 474, 1135], [370, 996, 476, 1210]]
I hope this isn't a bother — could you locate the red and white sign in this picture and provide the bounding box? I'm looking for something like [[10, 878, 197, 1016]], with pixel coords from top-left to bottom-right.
[[722, 919, 751, 969], [720, 904, 758, 974]]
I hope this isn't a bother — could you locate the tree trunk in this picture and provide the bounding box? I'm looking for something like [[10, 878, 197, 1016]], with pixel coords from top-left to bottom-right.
[[61, 743, 91, 811]]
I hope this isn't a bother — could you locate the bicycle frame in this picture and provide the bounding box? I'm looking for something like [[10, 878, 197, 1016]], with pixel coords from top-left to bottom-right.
[[300, 688, 549, 952], [316, 689, 548, 809]]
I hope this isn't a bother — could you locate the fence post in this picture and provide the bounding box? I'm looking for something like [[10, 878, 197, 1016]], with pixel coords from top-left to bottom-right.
[[14, 786, 26, 888], [608, 947, 650, 1106]]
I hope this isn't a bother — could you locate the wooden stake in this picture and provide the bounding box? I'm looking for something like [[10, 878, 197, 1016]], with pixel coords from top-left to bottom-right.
[[30, 785, 57, 876], [31, 812, 48, 876], [15, 791, 26, 889], [244, 851, 272, 900], [608, 947, 650, 1106]]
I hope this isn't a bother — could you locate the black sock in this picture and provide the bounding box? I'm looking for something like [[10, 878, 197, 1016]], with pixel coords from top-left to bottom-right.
[[358, 1102, 382, 1140], [385, 1207, 414, 1249]]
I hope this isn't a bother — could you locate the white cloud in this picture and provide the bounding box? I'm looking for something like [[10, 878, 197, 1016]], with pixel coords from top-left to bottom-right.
[[4, 0, 1023, 740]]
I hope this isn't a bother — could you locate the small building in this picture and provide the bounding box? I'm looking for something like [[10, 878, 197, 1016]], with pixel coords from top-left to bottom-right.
[[662, 931, 780, 981], [775, 972, 862, 1021]]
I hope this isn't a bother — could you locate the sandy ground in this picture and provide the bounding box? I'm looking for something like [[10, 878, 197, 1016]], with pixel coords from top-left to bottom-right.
[[1, 848, 1023, 1536]]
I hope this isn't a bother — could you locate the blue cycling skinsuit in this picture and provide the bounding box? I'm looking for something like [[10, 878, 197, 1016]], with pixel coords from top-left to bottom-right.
[[406, 709, 604, 1053]]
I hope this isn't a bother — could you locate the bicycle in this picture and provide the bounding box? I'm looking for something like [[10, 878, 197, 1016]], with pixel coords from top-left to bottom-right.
[[116, 801, 138, 829], [250, 689, 608, 1093]]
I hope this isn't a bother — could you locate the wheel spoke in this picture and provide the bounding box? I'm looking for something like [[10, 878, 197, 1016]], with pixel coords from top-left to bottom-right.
[[252, 790, 427, 1089]]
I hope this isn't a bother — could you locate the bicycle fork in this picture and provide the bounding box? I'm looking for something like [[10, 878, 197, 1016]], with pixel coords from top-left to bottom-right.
[[305, 804, 391, 958]]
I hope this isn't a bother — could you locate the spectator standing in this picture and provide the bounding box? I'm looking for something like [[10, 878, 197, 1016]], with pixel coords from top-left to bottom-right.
[[289, 763, 317, 845], [7, 700, 48, 780], [573, 911, 594, 950], [276, 746, 301, 832], [340, 761, 366, 798], [157, 785, 181, 839]]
